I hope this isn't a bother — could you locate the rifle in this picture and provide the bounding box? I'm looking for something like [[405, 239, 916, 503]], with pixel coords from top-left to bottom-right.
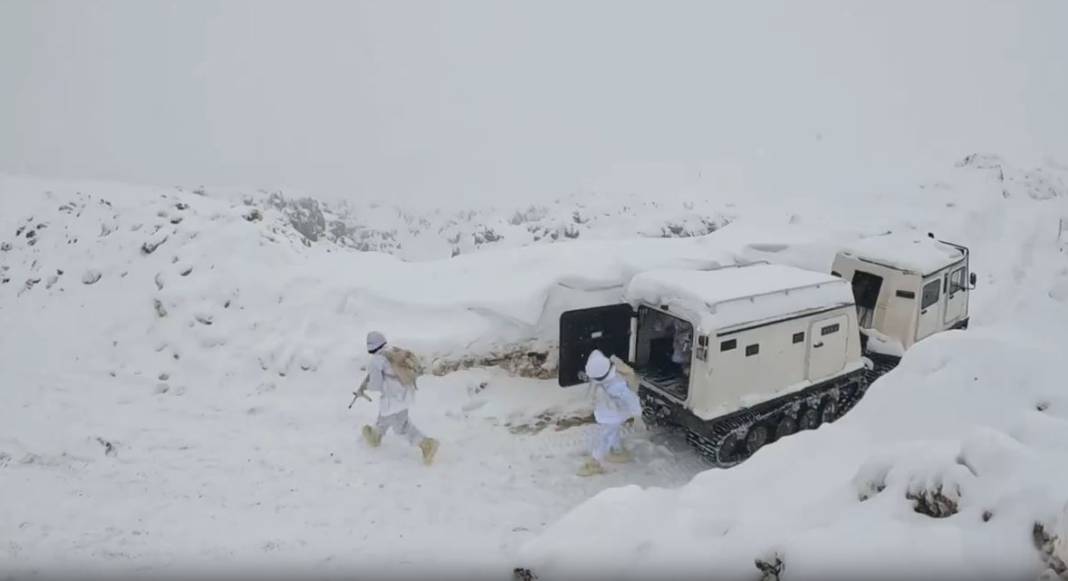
[[348, 376, 372, 409], [348, 390, 372, 409]]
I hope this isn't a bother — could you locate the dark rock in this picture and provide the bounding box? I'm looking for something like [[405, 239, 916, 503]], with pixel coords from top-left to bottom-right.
[[1033, 522, 1068, 577], [95, 437, 117, 457], [907, 485, 960, 518], [82, 270, 102, 285], [473, 228, 503, 245], [272, 196, 327, 241], [512, 568, 537, 581], [141, 236, 168, 255], [755, 553, 785, 581]]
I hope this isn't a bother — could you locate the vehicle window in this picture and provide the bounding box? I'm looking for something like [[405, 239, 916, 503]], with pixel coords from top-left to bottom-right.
[[949, 267, 966, 295], [720, 339, 736, 352], [921, 279, 941, 309], [821, 323, 840, 336], [792, 332, 804, 344]]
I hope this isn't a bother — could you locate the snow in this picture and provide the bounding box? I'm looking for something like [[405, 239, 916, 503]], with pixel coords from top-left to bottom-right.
[[516, 163, 1068, 579], [862, 327, 907, 359], [521, 332, 1068, 580], [841, 233, 966, 276], [624, 264, 854, 331], [2, 152, 1068, 578]]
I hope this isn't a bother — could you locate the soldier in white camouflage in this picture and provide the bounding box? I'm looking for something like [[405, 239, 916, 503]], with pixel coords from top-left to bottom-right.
[[356, 331, 440, 465]]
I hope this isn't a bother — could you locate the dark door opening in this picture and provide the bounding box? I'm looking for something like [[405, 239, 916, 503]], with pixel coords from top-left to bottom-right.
[[634, 305, 693, 400], [850, 270, 883, 329]]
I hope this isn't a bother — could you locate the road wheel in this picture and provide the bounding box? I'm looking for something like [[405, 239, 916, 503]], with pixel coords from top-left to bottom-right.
[[715, 431, 744, 467], [774, 415, 797, 441], [820, 396, 839, 424], [799, 406, 821, 431], [745, 423, 769, 456]]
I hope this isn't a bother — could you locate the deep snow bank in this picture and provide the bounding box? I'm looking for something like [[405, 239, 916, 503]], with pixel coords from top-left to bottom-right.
[[0, 174, 857, 386], [517, 158, 1068, 580], [520, 331, 1068, 580], [1, 153, 1067, 577]]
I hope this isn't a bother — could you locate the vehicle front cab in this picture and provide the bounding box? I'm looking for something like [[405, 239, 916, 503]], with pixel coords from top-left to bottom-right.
[[831, 234, 976, 354]]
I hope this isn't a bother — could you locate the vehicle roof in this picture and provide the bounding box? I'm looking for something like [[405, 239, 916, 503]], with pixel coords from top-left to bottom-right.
[[839, 234, 965, 275], [624, 263, 855, 332]]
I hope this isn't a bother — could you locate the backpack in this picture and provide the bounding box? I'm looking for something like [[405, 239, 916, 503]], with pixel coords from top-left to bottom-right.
[[609, 355, 640, 393], [384, 346, 423, 389]]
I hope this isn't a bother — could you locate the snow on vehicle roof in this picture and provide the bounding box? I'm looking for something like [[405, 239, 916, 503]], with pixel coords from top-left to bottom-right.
[[624, 263, 855, 331], [840, 234, 965, 275]]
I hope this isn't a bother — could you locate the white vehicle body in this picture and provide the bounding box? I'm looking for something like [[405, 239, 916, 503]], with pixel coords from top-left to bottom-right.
[[831, 234, 974, 353], [559, 263, 865, 422]]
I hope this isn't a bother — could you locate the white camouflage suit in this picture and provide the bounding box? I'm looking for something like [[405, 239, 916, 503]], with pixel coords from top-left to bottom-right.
[[366, 348, 425, 445], [587, 352, 643, 463]]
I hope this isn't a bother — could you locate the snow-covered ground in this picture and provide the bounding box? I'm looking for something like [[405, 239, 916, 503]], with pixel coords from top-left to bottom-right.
[[2, 153, 1067, 578]]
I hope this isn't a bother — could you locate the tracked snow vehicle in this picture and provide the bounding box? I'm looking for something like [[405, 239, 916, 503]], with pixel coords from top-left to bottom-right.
[[558, 263, 867, 466], [831, 233, 976, 377]]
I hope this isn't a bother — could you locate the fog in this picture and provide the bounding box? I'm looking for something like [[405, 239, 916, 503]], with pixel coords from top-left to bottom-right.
[[2, 0, 1067, 205]]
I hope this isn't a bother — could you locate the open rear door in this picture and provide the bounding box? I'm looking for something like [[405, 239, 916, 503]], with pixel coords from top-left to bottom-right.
[[558, 304, 634, 387]]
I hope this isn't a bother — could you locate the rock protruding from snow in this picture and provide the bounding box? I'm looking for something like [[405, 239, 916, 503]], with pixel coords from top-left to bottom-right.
[[1034, 521, 1068, 580]]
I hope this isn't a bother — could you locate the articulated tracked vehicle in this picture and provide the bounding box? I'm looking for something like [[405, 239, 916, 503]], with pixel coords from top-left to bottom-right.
[[558, 234, 975, 465]]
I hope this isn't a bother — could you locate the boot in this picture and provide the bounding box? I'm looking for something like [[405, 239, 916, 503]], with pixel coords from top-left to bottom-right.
[[362, 425, 381, 448], [606, 449, 633, 464], [577, 458, 606, 477], [419, 437, 439, 465]]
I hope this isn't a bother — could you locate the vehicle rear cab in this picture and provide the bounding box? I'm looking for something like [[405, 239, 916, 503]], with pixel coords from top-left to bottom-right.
[[831, 233, 976, 357], [558, 263, 866, 458]]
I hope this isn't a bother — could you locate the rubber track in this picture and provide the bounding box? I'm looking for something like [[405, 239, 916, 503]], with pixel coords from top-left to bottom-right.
[[655, 358, 896, 468]]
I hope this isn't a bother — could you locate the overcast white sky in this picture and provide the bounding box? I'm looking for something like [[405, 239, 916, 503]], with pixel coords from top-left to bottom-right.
[[2, 0, 1066, 204]]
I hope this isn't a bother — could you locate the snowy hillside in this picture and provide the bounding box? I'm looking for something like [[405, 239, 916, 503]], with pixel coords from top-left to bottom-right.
[[2, 153, 1068, 578]]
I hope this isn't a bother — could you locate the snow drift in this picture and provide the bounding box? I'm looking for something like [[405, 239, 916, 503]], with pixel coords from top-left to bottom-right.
[[520, 333, 1068, 581], [1, 153, 1067, 578]]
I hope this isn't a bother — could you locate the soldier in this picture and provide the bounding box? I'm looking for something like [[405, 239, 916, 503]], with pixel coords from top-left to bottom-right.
[[355, 331, 439, 465], [577, 349, 643, 477]]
